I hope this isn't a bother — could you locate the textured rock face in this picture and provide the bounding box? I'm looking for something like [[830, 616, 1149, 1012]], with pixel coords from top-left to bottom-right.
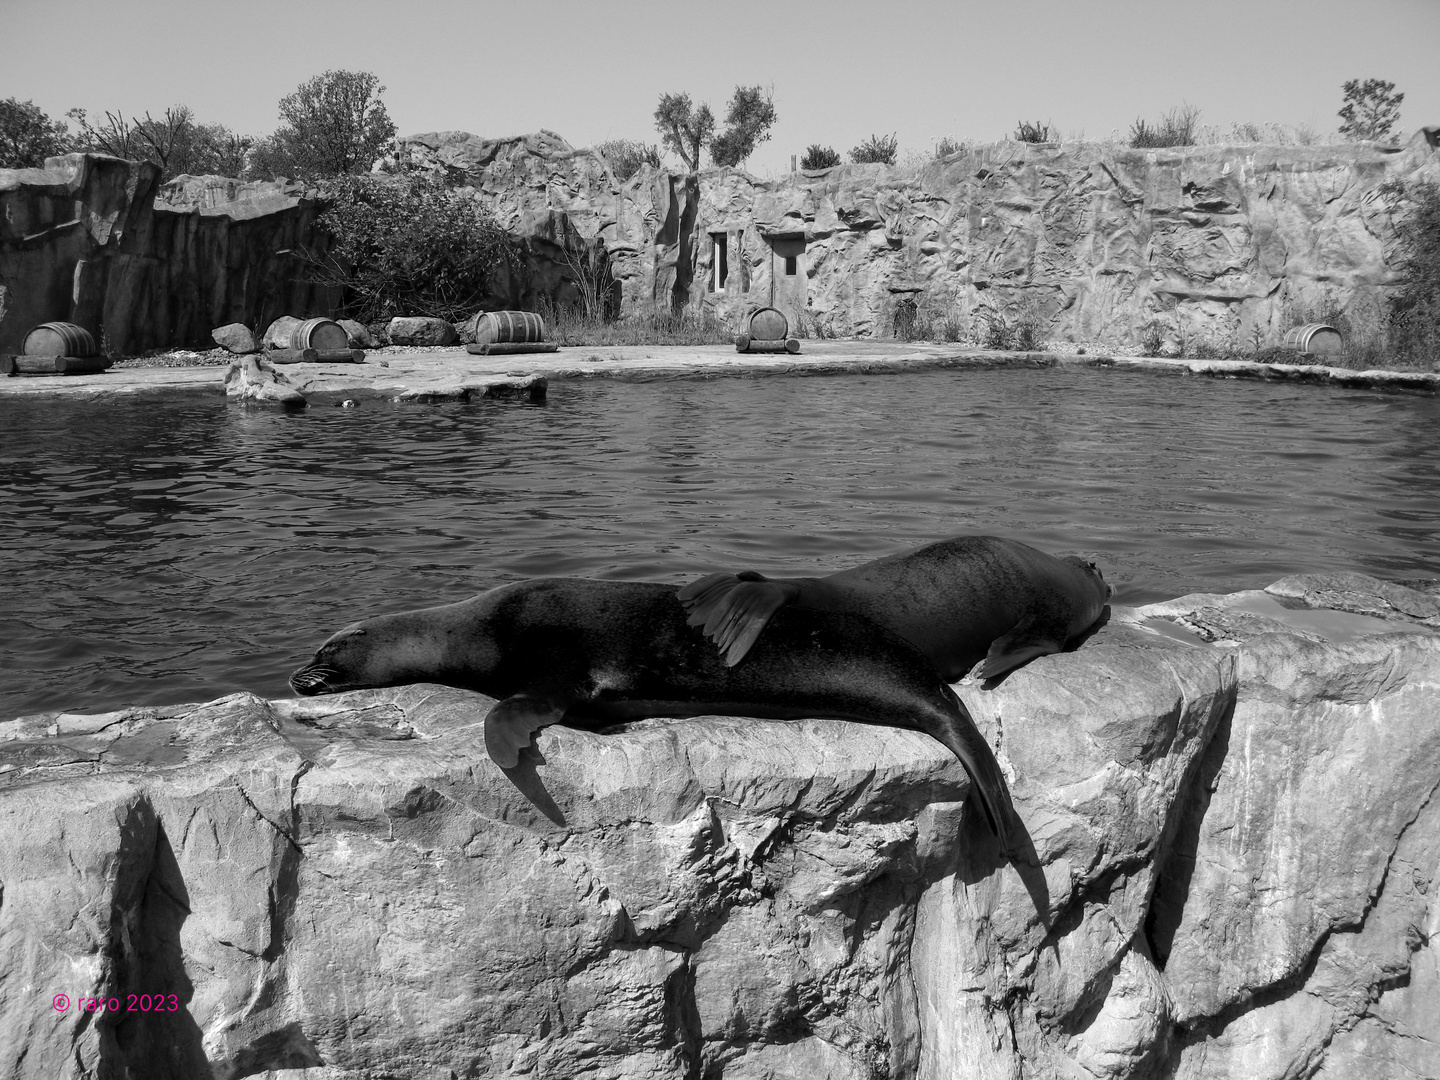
[[395, 131, 1440, 348], [1, 574, 1436, 1079]]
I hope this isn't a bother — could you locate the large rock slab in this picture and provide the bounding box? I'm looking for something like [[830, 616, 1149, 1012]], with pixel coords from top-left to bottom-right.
[[0, 573, 1436, 1078]]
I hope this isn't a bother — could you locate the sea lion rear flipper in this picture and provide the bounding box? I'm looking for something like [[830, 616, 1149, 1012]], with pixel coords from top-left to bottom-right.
[[677, 573, 790, 667], [978, 617, 1064, 680]]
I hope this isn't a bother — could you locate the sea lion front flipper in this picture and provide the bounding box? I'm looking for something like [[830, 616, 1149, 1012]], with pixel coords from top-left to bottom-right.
[[677, 572, 791, 667], [978, 617, 1064, 680], [499, 749, 567, 827], [484, 694, 566, 769], [485, 695, 569, 826]]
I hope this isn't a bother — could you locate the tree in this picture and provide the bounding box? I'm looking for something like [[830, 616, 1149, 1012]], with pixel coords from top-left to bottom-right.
[[0, 98, 71, 168], [800, 144, 841, 169], [653, 92, 714, 172], [850, 133, 898, 165], [67, 105, 254, 180], [709, 85, 777, 168], [259, 70, 397, 178], [1339, 78, 1404, 142]]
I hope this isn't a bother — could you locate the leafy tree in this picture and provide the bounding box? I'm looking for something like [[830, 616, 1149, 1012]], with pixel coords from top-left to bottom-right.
[[653, 92, 714, 172], [800, 144, 841, 169], [0, 98, 72, 167], [257, 70, 397, 178], [596, 138, 661, 181], [1339, 78, 1404, 141], [306, 173, 519, 323], [709, 85, 777, 168], [850, 133, 898, 165]]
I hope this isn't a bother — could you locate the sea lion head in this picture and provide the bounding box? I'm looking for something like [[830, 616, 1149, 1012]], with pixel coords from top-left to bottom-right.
[[1062, 555, 1114, 603], [289, 605, 494, 695]]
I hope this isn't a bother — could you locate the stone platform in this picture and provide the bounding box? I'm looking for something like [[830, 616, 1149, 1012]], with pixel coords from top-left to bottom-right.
[[0, 342, 1435, 402]]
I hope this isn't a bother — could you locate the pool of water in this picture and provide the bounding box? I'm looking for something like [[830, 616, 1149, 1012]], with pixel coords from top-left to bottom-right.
[[2, 367, 1438, 718]]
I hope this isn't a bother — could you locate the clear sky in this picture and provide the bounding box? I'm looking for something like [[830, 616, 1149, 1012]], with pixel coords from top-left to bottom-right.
[[5, 0, 1439, 174]]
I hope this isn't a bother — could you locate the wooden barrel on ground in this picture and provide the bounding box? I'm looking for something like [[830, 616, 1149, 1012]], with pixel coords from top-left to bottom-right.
[[747, 307, 788, 342], [23, 322, 97, 357], [288, 318, 350, 352], [472, 311, 546, 345], [1282, 323, 1343, 356]]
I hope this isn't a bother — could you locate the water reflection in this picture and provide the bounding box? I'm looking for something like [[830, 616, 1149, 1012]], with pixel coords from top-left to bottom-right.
[[1, 369, 1437, 717]]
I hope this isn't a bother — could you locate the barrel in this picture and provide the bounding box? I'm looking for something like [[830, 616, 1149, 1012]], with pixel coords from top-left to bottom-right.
[[1281, 323, 1343, 356], [23, 322, 97, 357], [747, 307, 788, 342], [288, 318, 350, 352], [472, 311, 546, 346]]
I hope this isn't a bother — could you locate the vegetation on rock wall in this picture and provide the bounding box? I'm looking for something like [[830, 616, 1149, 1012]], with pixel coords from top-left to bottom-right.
[[596, 139, 661, 181], [1014, 121, 1051, 144], [306, 173, 517, 324], [1129, 103, 1201, 148], [850, 133, 898, 165], [800, 144, 842, 169]]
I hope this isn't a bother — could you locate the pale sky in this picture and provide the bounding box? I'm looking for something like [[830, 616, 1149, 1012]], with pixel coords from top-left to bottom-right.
[[5, 0, 1439, 175]]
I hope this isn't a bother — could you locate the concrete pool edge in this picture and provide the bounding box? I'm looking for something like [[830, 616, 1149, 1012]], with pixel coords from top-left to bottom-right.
[[0, 343, 1435, 400]]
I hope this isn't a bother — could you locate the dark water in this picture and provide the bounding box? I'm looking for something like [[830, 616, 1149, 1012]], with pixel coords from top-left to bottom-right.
[[2, 368, 1438, 718]]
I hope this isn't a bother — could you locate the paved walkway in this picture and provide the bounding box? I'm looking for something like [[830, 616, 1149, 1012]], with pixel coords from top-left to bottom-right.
[[1, 341, 1435, 400]]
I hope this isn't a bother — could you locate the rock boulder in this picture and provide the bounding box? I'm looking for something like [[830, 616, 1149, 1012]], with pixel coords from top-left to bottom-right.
[[210, 322, 257, 354], [386, 315, 458, 347]]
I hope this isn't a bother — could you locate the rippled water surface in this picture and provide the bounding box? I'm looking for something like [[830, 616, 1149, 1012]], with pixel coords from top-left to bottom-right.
[[3, 368, 1438, 717]]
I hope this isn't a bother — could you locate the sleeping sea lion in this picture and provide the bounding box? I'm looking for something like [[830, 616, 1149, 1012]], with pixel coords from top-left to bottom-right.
[[678, 535, 1111, 680], [289, 577, 1019, 846]]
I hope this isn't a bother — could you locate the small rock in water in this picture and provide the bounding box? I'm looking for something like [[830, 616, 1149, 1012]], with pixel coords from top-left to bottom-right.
[[336, 399, 358, 408]]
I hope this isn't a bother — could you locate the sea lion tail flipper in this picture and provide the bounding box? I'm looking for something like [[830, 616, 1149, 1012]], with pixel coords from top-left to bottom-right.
[[484, 694, 566, 769], [677, 574, 791, 667], [920, 692, 1019, 848]]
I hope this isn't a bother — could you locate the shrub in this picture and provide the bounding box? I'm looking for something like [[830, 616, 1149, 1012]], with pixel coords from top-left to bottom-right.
[[1129, 103, 1200, 148], [800, 143, 841, 169], [538, 300, 730, 347], [597, 139, 660, 181], [934, 136, 966, 158], [1338, 78, 1403, 142], [850, 133, 898, 165], [1014, 120, 1051, 143], [306, 173, 519, 324]]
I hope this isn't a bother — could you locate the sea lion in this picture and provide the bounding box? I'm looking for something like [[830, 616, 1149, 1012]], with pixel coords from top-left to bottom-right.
[[289, 577, 1019, 845], [678, 535, 1111, 681]]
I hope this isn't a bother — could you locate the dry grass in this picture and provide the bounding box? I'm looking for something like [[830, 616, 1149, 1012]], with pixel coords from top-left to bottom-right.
[[538, 301, 732, 347]]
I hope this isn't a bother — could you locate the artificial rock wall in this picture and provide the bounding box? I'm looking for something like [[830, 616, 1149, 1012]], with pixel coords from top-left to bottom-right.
[[400, 128, 1440, 346]]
